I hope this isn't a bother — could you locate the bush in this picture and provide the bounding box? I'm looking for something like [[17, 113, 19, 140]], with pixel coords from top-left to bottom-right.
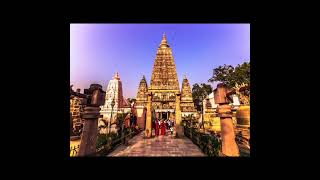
[[96, 126, 141, 156], [96, 133, 108, 149], [184, 126, 222, 156], [96, 132, 119, 149], [115, 113, 128, 129]]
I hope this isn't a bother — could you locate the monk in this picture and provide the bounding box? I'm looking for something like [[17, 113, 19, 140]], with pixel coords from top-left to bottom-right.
[[155, 118, 159, 136], [160, 119, 166, 136]]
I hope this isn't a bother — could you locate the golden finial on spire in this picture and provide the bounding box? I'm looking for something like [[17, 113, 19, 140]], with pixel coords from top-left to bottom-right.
[[160, 33, 168, 46]]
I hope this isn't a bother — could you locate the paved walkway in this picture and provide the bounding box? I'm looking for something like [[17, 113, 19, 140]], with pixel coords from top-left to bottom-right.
[[108, 131, 206, 157]]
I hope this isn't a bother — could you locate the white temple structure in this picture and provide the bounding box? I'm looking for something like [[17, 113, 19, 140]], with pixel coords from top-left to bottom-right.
[[203, 92, 240, 111], [99, 72, 131, 134]]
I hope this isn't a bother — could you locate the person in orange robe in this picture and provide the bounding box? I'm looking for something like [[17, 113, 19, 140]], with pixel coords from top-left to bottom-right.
[[160, 119, 166, 135]]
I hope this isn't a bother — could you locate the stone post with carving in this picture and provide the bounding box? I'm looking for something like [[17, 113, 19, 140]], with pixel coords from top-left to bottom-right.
[[175, 93, 183, 137], [78, 88, 101, 156], [214, 83, 239, 157], [145, 92, 152, 138]]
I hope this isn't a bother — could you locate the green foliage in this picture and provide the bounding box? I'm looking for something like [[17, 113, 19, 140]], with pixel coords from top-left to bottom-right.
[[96, 133, 108, 149], [192, 83, 213, 111], [208, 62, 250, 89], [115, 113, 128, 131], [96, 125, 140, 156], [183, 126, 221, 156], [96, 132, 119, 149]]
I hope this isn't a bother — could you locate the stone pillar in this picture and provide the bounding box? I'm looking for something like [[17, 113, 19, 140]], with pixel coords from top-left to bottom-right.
[[175, 93, 183, 137], [78, 88, 101, 156], [136, 105, 146, 130], [145, 93, 152, 138], [214, 83, 239, 157], [175, 93, 181, 125]]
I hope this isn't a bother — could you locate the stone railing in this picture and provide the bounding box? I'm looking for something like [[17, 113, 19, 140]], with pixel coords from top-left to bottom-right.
[[182, 122, 222, 157]]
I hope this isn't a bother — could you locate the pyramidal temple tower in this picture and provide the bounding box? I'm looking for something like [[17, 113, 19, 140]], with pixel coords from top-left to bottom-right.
[[136, 75, 148, 107], [99, 72, 125, 133], [150, 33, 180, 91], [135, 75, 148, 129], [135, 34, 197, 134], [180, 75, 197, 116], [148, 33, 180, 120]]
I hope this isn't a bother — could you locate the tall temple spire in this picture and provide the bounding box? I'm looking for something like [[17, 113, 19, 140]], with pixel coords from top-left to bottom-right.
[[151, 34, 179, 90]]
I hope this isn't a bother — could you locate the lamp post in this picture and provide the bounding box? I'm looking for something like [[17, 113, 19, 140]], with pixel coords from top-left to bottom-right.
[[108, 98, 115, 134]]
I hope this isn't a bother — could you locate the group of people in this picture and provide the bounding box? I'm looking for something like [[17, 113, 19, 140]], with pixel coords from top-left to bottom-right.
[[153, 118, 175, 136]]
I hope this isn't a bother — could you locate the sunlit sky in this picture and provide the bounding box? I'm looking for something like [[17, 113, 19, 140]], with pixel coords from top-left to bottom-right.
[[70, 24, 250, 98]]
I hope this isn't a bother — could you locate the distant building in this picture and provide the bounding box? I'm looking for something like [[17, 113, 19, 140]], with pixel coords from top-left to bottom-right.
[[99, 72, 130, 134], [203, 92, 240, 111], [201, 91, 241, 132]]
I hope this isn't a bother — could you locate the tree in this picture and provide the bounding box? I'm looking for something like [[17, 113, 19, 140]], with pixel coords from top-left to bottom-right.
[[208, 62, 250, 88], [192, 83, 213, 111]]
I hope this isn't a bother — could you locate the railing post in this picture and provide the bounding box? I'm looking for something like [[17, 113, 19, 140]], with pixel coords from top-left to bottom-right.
[[175, 93, 183, 137], [145, 92, 152, 138], [214, 83, 239, 157], [78, 88, 101, 156]]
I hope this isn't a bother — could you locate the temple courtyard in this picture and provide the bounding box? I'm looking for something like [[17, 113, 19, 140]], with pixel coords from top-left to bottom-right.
[[108, 131, 205, 157]]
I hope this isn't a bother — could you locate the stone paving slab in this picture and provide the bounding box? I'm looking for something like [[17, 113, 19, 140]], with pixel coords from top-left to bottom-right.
[[108, 131, 206, 157]]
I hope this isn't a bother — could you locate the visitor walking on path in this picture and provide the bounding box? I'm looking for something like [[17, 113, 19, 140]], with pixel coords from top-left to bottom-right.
[[160, 119, 166, 136]]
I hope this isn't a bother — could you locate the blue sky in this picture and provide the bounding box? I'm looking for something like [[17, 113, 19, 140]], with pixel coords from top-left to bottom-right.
[[70, 24, 250, 98]]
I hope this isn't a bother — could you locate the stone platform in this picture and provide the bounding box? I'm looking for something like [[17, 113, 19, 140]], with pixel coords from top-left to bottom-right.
[[107, 131, 205, 157]]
